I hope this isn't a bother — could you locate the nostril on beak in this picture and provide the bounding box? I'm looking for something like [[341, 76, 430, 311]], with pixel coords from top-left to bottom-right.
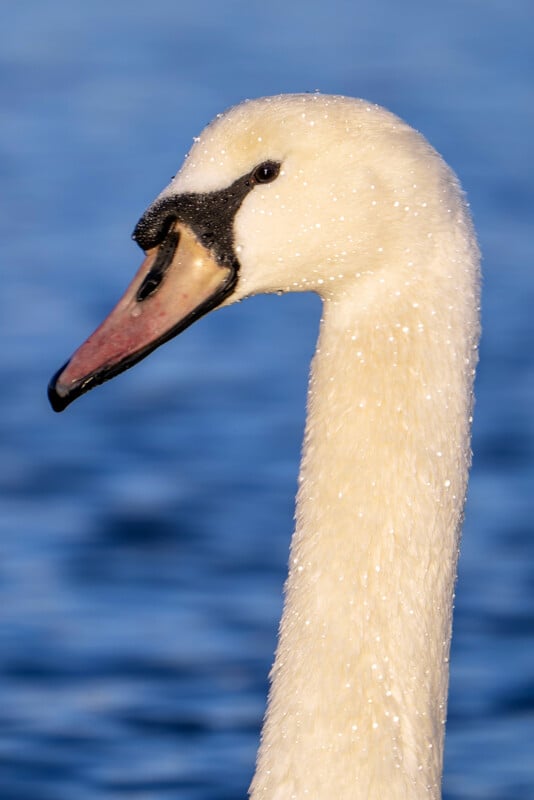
[[136, 229, 180, 302]]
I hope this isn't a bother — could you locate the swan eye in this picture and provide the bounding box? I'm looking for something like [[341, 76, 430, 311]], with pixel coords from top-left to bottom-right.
[[252, 161, 281, 184]]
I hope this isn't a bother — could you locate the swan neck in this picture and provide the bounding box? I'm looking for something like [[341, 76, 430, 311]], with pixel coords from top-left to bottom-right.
[[250, 284, 478, 799]]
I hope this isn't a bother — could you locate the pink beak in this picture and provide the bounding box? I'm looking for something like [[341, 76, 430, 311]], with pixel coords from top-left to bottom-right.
[[48, 223, 235, 411]]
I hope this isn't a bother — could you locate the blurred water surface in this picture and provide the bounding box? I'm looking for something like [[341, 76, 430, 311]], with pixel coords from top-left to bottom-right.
[[1, 1, 533, 798]]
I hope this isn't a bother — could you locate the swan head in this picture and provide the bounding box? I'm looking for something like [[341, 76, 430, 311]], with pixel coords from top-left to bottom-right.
[[49, 93, 468, 411]]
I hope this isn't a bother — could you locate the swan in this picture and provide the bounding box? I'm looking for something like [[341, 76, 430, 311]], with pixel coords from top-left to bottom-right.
[[48, 94, 480, 799]]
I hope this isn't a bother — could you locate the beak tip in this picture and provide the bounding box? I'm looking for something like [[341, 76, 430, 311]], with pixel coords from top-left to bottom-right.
[[48, 362, 73, 413]]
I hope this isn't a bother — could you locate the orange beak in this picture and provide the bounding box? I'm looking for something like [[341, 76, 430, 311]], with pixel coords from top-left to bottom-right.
[[48, 223, 236, 411]]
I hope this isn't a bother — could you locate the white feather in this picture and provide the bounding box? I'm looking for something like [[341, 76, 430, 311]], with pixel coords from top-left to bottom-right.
[[165, 94, 480, 799]]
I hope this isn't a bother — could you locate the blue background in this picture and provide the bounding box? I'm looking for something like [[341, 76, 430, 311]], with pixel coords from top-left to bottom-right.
[[1, 1, 533, 798]]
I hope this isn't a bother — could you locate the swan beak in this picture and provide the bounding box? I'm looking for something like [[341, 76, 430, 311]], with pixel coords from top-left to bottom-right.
[[48, 224, 236, 412]]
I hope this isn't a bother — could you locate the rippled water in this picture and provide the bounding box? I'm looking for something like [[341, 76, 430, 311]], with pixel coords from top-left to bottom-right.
[[1, 2, 533, 798]]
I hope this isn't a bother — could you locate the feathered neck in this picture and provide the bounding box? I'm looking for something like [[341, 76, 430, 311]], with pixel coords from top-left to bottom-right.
[[250, 237, 479, 799]]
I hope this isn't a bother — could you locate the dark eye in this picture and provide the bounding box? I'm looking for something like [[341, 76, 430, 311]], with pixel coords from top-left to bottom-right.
[[252, 161, 281, 184]]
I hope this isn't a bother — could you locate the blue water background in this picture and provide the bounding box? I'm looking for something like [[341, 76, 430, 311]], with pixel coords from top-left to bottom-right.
[[1, 1, 533, 798]]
